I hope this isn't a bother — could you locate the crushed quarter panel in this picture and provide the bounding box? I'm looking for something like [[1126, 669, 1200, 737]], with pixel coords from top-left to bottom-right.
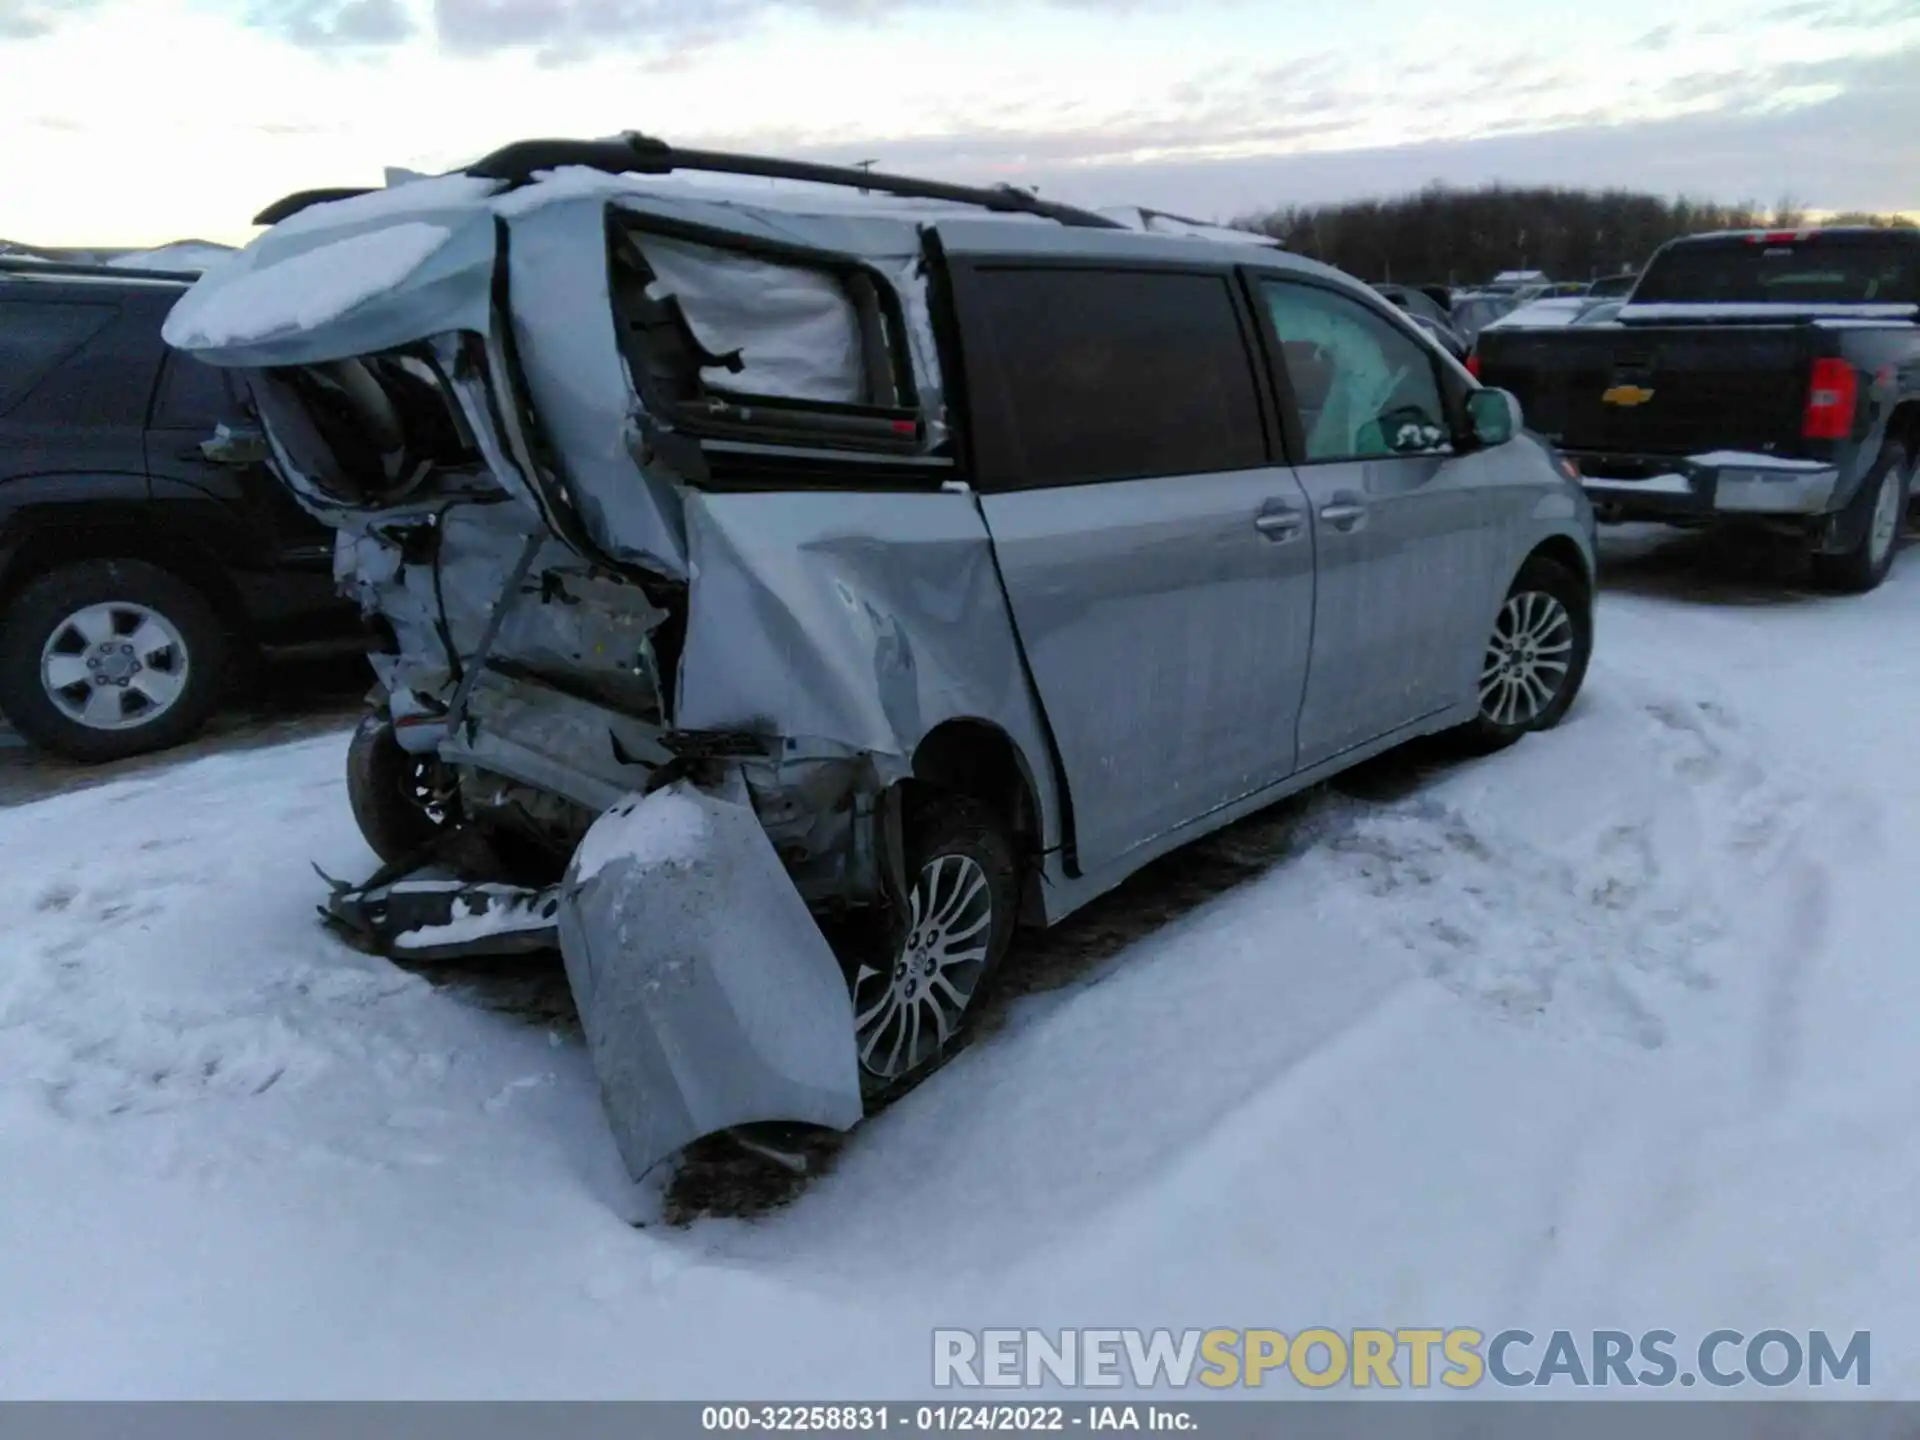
[[676, 488, 1061, 851]]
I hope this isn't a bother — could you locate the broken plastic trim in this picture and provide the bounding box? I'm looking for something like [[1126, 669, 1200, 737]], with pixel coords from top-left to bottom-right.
[[322, 871, 561, 963]]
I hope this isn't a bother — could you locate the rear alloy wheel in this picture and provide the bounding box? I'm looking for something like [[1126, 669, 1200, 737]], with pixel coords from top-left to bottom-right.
[[850, 794, 1019, 1099], [0, 560, 229, 763], [1810, 441, 1911, 595], [1453, 555, 1593, 755]]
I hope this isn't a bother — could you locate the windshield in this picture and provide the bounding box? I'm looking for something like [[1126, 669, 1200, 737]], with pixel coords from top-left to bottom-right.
[[1632, 233, 1920, 305]]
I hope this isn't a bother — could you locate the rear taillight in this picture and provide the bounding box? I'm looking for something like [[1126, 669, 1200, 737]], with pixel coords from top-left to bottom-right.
[[1465, 353, 1481, 379], [1802, 357, 1858, 440]]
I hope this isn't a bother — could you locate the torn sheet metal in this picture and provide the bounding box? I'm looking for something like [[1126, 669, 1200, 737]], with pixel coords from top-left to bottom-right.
[[557, 781, 864, 1184], [440, 667, 676, 816], [340, 498, 674, 752], [500, 201, 691, 579]]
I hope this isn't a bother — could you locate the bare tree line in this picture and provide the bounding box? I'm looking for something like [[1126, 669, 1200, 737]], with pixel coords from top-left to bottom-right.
[[1239, 184, 1917, 285]]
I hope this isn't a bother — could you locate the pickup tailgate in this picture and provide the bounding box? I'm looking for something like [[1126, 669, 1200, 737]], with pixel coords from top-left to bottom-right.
[[1476, 322, 1815, 457]]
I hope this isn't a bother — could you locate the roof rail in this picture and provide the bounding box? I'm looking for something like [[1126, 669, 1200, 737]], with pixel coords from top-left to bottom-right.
[[252, 186, 379, 226], [249, 133, 1129, 231], [0, 256, 196, 283], [459, 132, 1128, 229]]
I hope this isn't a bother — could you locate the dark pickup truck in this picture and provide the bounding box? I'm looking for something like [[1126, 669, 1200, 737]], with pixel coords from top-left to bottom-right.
[[1474, 227, 1920, 592]]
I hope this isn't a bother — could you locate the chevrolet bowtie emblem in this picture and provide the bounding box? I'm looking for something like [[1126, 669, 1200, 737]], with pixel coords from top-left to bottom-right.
[[1601, 384, 1655, 407]]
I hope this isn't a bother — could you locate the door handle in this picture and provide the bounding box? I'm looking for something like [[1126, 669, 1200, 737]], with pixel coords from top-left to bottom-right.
[[1318, 500, 1368, 530], [1253, 506, 1306, 541]]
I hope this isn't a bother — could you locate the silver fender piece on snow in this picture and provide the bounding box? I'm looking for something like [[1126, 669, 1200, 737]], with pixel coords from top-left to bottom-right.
[[557, 780, 865, 1183]]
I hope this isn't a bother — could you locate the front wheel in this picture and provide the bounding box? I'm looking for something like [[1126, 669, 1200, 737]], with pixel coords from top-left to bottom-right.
[[1451, 555, 1593, 755], [848, 793, 1020, 1100]]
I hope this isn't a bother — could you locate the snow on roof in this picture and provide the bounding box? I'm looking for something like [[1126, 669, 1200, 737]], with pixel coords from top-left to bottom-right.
[[267, 173, 504, 241]]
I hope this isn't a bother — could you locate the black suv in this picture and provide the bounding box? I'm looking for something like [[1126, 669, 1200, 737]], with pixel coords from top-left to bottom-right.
[[0, 259, 361, 761]]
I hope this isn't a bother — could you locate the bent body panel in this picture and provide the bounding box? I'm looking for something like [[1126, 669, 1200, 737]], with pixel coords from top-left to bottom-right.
[[677, 487, 1063, 855]]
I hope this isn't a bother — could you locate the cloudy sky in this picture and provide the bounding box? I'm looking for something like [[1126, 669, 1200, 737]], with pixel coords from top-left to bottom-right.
[[4, 0, 1918, 246]]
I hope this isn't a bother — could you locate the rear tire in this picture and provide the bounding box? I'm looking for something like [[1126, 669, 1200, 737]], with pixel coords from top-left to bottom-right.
[[849, 792, 1020, 1101], [0, 559, 230, 763], [1450, 555, 1593, 756], [1810, 441, 1911, 595], [345, 708, 458, 865]]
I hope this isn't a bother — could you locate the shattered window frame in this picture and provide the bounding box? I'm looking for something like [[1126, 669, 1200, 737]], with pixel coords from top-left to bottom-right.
[[605, 213, 931, 462]]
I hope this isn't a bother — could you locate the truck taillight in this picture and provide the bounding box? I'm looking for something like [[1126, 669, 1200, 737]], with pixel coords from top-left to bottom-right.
[[1802, 357, 1858, 440], [1465, 353, 1481, 379]]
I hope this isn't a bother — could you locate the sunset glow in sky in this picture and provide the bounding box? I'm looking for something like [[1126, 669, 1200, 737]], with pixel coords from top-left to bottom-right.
[[3, 0, 1916, 246]]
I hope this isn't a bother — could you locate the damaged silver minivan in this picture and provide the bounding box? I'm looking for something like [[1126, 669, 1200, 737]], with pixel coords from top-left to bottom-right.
[[164, 135, 1597, 1184]]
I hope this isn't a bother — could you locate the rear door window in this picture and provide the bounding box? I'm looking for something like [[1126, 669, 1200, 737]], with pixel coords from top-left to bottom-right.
[[0, 300, 118, 415], [962, 265, 1269, 490]]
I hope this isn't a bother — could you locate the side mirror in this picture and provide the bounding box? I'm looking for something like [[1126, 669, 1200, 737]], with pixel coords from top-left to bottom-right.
[[199, 422, 272, 466], [1465, 387, 1522, 448]]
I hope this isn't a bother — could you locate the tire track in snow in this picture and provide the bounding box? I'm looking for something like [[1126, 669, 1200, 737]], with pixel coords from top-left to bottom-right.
[[0, 744, 462, 1134], [1744, 786, 1881, 1107], [1298, 711, 1739, 1048]]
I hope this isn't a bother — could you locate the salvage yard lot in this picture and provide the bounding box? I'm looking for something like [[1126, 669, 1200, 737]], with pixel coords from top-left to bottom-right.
[[2, 526, 1917, 1398]]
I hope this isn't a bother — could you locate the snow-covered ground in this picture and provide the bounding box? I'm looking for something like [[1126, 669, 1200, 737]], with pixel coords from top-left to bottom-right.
[[3, 528, 1917, 1399]]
